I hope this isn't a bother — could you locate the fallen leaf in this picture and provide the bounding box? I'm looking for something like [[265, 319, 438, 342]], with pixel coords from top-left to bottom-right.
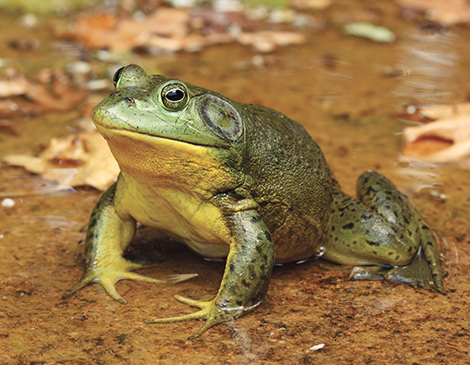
[[0, 67, 88, 116], [60, 6, 305, 54], [237, 31, 306, 53], [402, 108, 470, 163], [0, 80, 27, 98], [3, 130, 119, 191], [395, 0, 470, 25], [290, 0, 332, 10], [61, 8, 190, 52], [402, 137, 453, 160]]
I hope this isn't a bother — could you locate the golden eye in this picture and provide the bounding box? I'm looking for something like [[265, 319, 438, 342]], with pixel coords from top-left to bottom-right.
[[161, 83, 189, 110]]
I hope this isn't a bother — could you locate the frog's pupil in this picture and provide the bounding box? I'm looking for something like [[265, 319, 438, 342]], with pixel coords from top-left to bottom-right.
[[166, 89, 184, 101]]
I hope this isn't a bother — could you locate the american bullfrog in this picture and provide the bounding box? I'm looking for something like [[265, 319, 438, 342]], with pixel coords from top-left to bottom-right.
[[63, 64, 445, 338]]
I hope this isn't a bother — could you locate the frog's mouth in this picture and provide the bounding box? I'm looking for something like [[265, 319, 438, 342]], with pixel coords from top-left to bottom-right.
[[92, 107, 234, 149], [94, 124, 221, 158]]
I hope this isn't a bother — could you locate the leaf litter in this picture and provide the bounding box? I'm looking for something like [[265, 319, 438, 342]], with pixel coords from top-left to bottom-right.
[[58, 5, 309, 54], [401, 103, 470, 165], [4, 0, 470, 195]]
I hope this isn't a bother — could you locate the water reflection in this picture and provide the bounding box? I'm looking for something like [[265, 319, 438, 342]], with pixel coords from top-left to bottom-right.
[[395, 26, 464, 106]]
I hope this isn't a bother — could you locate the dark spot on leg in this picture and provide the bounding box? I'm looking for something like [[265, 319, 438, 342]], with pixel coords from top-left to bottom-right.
[[342, 222, 354, 230], [88, 216, 97, 228]]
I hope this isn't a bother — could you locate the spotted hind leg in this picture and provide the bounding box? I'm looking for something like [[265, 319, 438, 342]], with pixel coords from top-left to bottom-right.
[[322, 171, 445, 294]]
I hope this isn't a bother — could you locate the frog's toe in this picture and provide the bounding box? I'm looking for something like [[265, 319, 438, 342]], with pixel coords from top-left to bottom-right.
[[385, 266, 446, 294], [173, 294, 210, 308], [145, 296, 240, 338], [167, 274, 199, 284], [350, 251, 446, 295], [350, 265, 389, 282], [62, 269, 98, 300], [63, 260, 198, 303], [145, 296, 212, 324]]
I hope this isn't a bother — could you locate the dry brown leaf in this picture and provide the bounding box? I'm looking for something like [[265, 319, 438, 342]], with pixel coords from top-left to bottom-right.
[[0, 80, 27, 98], [290, 0, 332, 10], [61, 8, 190, 52], [0, 68, 88, 116], [402, 113, 470, 163], [3, 131, 119, 191], [237, 31, 306, 53], [395, 0, 470, 25], [402, 137, 453, 161], [61, 7, 304, 54]]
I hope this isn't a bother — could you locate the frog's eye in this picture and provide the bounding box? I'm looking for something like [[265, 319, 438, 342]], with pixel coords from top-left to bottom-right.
[[161, 83, 189, 110], [112, 67, 126, 88]]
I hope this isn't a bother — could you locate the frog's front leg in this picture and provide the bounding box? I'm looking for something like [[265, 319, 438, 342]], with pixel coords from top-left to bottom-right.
[[146, 208, 276, 338], [322, 170, 445, 294], [63, 182, 196, 303]]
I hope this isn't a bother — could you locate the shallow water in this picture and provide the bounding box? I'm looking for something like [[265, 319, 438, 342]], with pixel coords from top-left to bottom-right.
[[1, 2, 470, 364]]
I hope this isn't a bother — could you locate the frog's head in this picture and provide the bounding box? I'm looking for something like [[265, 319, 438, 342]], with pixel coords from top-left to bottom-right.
[[92, 64, 245, 191], [93, 64, 244, 148]]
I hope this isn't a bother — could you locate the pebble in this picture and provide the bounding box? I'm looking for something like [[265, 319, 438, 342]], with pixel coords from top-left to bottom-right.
[[1, 198, 15, 208]]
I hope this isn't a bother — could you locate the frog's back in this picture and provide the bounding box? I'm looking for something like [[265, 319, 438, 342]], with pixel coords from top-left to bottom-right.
[[241, 104, 333, 262]]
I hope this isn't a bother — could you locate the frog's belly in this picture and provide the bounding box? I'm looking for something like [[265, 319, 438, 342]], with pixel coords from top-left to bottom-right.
[[126, 186, 231, 259], [176, 238, 229, 258]]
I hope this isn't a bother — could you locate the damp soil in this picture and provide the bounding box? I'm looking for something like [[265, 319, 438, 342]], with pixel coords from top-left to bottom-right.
[[1, 2, 470, 364]]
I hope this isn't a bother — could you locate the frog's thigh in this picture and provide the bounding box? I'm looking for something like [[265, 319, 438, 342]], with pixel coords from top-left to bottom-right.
[[322, 171, 420, 267]]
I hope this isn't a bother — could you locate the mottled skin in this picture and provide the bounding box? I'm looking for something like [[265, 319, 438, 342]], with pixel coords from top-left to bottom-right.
[[63, 65, 445, 337]]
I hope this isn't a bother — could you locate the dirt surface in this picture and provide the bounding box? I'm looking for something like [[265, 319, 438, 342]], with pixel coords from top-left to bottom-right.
[[1, 1, 470, 364]]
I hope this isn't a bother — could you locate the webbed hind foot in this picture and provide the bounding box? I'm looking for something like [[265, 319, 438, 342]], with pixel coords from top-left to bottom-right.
[[350, 246, 446, 294]]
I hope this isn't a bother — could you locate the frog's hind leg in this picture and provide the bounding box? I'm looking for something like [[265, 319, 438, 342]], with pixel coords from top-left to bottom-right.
[[322, 170, 445, 294]]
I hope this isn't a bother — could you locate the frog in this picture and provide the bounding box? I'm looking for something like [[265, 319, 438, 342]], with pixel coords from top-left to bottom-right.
[[63, 64, 446, 338]]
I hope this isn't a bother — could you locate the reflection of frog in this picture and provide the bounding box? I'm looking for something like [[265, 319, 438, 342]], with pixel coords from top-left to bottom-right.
[[63, 65, 445, 337]]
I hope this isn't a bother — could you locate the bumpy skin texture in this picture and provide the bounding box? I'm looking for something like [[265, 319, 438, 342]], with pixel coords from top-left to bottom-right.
[[63, 65, 445, 338]]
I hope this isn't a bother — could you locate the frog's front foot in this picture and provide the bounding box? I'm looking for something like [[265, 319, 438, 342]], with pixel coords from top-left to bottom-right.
[[350, 247, 446, 294], [63, 258, 197, 304], [145, 295, 250, 339]]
